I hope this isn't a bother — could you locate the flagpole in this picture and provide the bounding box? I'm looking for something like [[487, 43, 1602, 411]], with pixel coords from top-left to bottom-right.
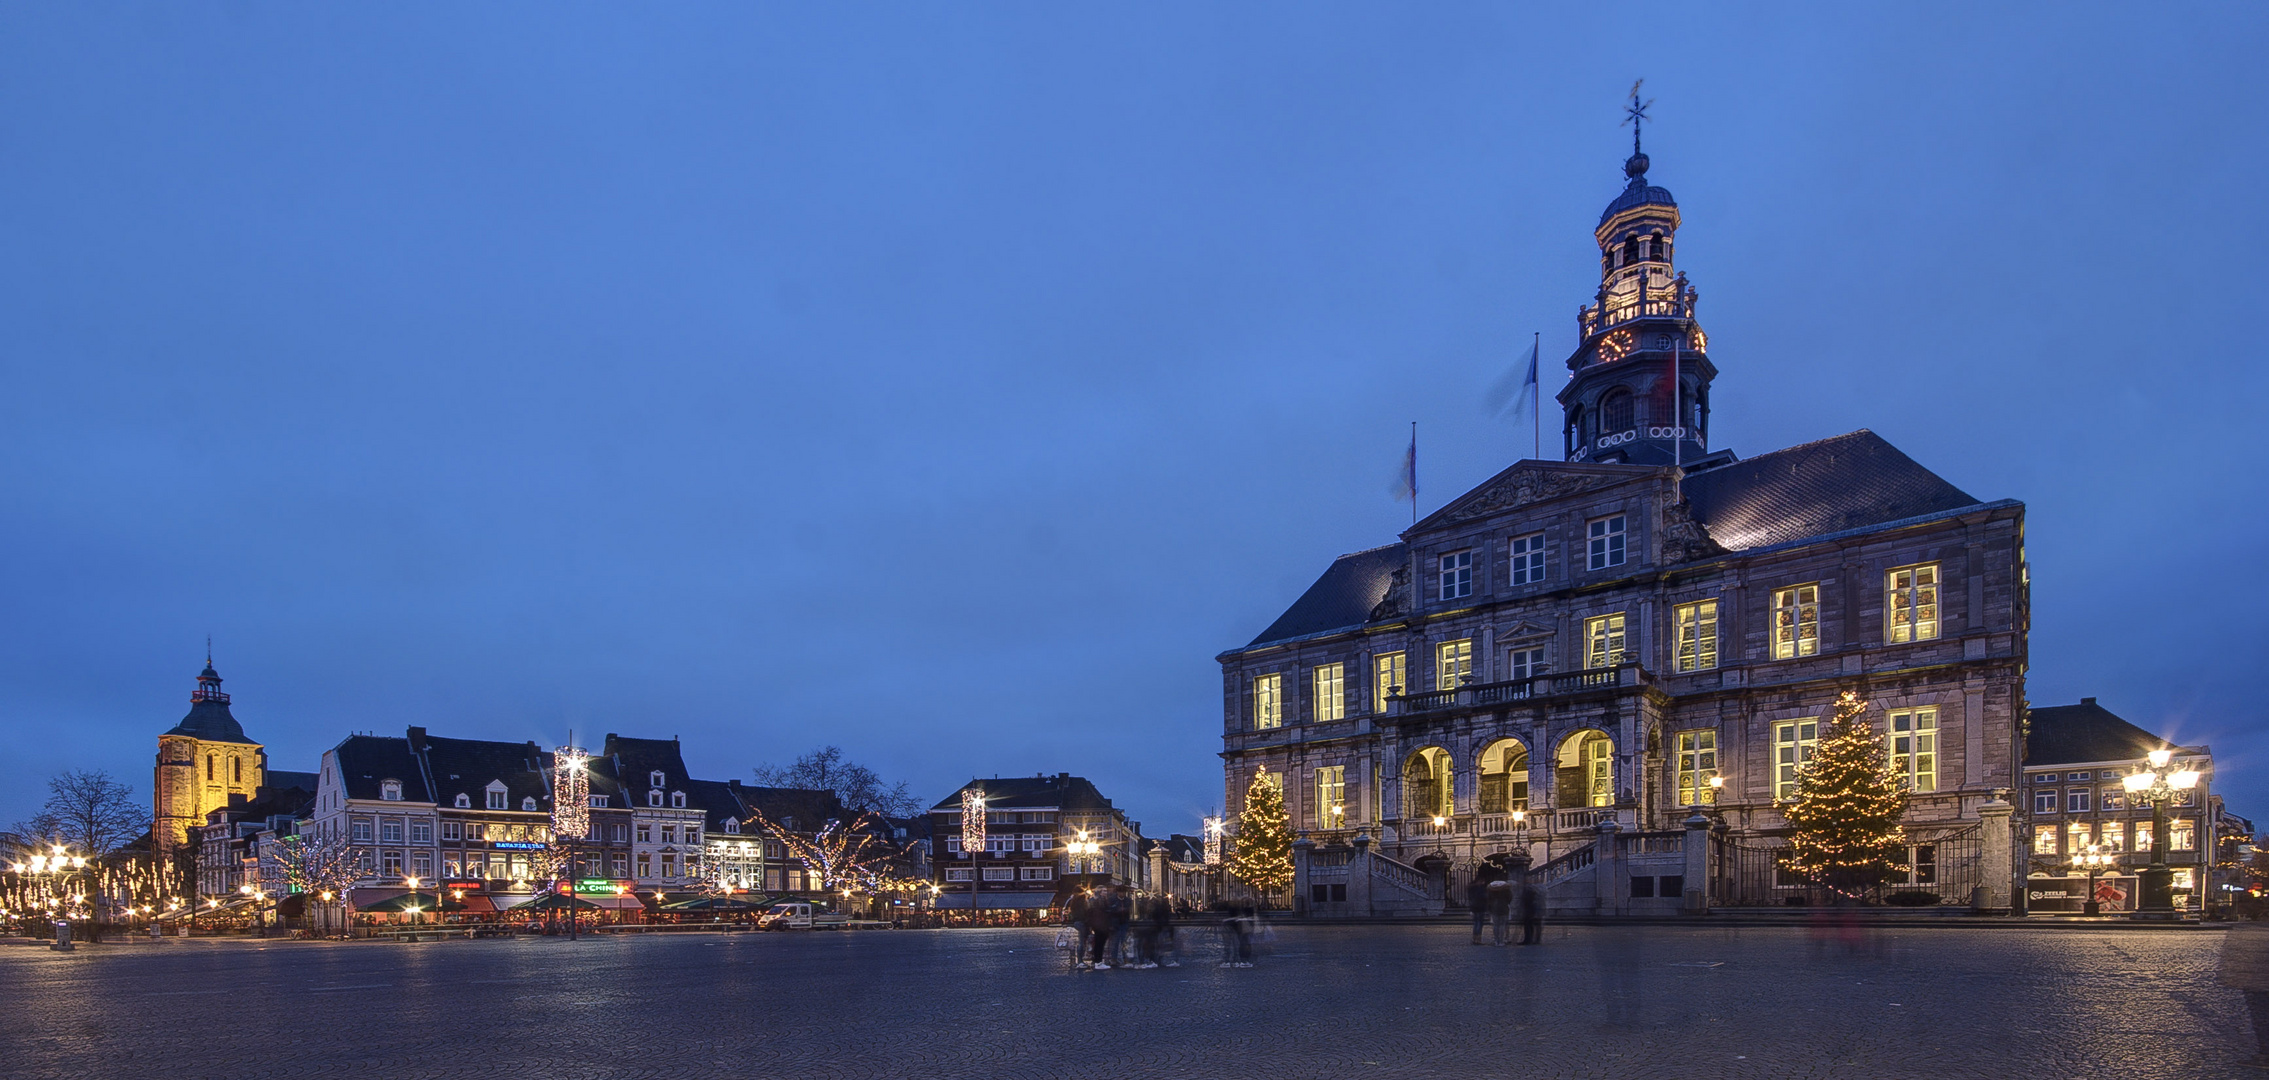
[[1531, 331, 1541, 463], [1672, 335, 1683, 503], [1410, 421, 1418, 527]]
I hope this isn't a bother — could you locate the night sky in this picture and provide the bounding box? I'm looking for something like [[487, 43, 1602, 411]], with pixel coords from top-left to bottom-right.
[[3, 5, 2263, 837]]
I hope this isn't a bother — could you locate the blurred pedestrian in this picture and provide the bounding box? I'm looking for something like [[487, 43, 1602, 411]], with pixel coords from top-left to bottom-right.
[[1221, 901, 1255, 967], [1082, 889, 1115, 969], [1487, 875, 1514, 945], [1466, 870, 1492, 944], [1067, 890, 1095, 970], [2220, 921, 2269, 1067], [1105, 886, 1133, 967], [1517, 879, 1543, 945], [1149, 893, 1178, 967]]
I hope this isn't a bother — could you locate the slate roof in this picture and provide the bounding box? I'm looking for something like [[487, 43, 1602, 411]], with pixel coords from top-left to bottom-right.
[[2026, 699, 2180, 767], [603, 734, 695, 804], [265, 770, 320, 795], [1244, 543, 1407, 648], [407, 729, 551, 810], [685, 778, 753, 832], [1600, 178, 1677, 225], [164, 664, 254, 744], [931, 774, 1116, 814], [330, 735, 434, 803], [739, 784, 848, 832], [1682, 430, 1981, 552]]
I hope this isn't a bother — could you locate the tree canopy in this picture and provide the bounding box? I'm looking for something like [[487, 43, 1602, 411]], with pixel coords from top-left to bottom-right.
[[752, 746, 921, 818]]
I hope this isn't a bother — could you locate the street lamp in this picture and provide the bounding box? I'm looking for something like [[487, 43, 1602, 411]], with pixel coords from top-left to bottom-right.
[[2122, 748, 2202, 920], [2070, 843, 2115, 916], [13, 845, 90, 942]]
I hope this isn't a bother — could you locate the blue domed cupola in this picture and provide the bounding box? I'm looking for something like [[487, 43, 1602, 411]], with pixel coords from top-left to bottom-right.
[[1557, 85, 1715, 468]]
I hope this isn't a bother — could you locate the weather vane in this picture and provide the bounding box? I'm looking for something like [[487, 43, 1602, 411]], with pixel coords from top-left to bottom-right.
[[1621, 79, 1653, 157]]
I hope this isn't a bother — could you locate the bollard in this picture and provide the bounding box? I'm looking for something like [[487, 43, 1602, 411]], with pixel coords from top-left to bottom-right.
[[51, 921, 74, 952]]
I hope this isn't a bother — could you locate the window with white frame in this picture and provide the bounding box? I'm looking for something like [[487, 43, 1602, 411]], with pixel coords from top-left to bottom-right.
[[1315, 766, 1346, 828], [2172, 817, 2196, 850], [672, 791, 687, 808], [982, 867, 1015, 881], [587, 794, 607, 808], [442, 821, 462, 841], [2067, 789, 2090, 813], [1509, 532, 1545, 585], [1373, 652, 1405, 712], [381, 820, 404, 843], [521, 797, 537, 811], [351, 819, 372, 842], [944, 868, 972, 881], [486, 784, 507, 810], [410, 821, 432, 843], [1584, 613, 1626, 669], [454, 793, 471, 809], [380, 779, 402, 801], [1886, 563, 1941, 643], [381, 850, 403, 875], [1587, 515, 1627, 570], [2101, 821, 2126, 852], [1673, 599, 1718, 672], [1020, 866, 1053, 881], [650, 771, 665, 788], [1507, 647, 1546, 680], [1675, 731, 1718, 806], [1436, 639, 1473, 690], [2136, 820, 2154, 851], [1773, 719, 1818, 801], [2067, 821, 2090, 852], [1253, 673, 1283, 729], [1313, 663, 1344, 722], [1438, 550, 1473, 600], [1772, 584, 1820, 659], [1888, 707, 1938, 792], [2033, 790, 2057, 814], [410, 852, 433, 878]]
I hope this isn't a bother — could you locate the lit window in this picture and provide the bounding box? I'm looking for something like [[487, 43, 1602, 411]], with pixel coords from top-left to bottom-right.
[[2067, 821, 2090, 852], [1584, 613, 1627, 669], [636, 824, 651, 843], [1773, 719, 1818, 801], [1583, 735, 1614, 807], [381, 851, 403, 875], [2172, 818, 2196, 851], [1509, 533, 1545, 585], [1675, 731, 1718, 806], [1673, 600, 1718, 672], [2033, 824, 2057, 854], [1886, 563, 1941, 643], [660, 854, 676, 877], [1373, 652, 1406, 712], [1587, 516, 1627, 571], [1253, 674, 1283, 730], [1772, 584, 1820, 659], [1507, 647, 1546, 681], [2136, 820, 2153, 851], [1888, 708, 1938, 793], [636, 853, 651, 877], [2100, 821, 2125, 852], [1315, 766, 1346, 828], [2033, 790, 2057, 814], [1313, 664, 1345, 722], [1436, 640, 1473, 690], [2101, 789, 2125, 811], [2066, 790, 2090, 814], [1438, 551, 1473, 600]]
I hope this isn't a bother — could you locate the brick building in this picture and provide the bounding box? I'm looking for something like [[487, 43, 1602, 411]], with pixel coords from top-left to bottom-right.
[[931, 774, 1139, 909], [2021, 698, 2220, 914], [1219, 143, 2029, 914]]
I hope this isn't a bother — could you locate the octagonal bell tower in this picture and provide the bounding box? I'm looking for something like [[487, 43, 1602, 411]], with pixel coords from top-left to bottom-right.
[[1557, 105, 1716, 468]]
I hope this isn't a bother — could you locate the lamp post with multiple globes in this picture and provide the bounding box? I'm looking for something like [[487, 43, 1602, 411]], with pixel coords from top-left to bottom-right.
[[2122, 748, 2201, 920], [2070, 843, 2115, 916], [10, 845, 89, 941]]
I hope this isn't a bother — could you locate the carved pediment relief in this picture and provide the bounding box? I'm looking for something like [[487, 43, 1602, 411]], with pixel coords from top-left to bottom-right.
[[1497, 620, 1556, 642], [1368, 564, 1410, 622], [1661, 500, 1726, 565], [1430, 464, 1641, 528]]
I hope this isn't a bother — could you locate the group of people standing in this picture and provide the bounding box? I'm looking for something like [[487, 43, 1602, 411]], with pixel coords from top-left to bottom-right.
[[1466, 863, 1543, 946], [1065, 886, 1181, 970]]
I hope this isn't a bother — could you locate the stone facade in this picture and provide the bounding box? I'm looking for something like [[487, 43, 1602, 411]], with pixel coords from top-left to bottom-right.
[[1218, 148, 2030, 913], [153, 663, 269, 860]]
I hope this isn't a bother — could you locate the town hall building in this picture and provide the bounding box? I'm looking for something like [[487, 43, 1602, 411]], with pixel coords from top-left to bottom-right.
[[1217, 140, 2029, 914]]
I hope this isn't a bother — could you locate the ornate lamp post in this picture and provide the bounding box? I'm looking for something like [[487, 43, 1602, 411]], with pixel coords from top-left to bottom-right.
[[11, 846, 89, 944], [2122, 749, 2201, 920], [2070, 844, 2115, 916]]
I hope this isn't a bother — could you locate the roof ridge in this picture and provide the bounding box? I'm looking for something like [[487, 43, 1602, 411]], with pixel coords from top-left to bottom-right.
[[1728, 429, 1876, 462]]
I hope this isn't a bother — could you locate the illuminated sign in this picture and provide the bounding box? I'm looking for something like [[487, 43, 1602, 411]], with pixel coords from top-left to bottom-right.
[[492, 841, 545, 850], [572, 879, 626, 895]]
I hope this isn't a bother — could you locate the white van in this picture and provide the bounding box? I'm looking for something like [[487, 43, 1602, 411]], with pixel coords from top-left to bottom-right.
[[762, 902, 849, 930]]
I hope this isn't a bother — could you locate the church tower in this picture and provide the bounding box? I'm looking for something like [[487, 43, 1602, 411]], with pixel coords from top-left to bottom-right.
[[153, 658, 267, 858], [1557, 96, 1716, 468]]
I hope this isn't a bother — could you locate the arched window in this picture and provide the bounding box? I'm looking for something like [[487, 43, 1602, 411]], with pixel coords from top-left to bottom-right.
[[1623, 236, 1640, 265], [1478, 739, 1530, 814], [1601, 389, 1634, 434], [1557, 732, 1615, 809], [231, 758, 241, 783], [206, 755, 215, 781], [1649, 231, 1665, 261], [1403, 747, 1454, 821], [1566, 406, 1585, 455]]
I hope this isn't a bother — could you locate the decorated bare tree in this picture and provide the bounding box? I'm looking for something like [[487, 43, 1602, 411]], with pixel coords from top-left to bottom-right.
[[748, 809, 909, 902], [26, 771, 149, 858], [269, 832, 362, 937], [752, 747, 921, 818]]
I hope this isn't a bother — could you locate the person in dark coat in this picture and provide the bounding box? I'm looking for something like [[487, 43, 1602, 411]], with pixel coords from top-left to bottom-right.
[[1487, 876, 1515, 945], [1466, 870, 1493, 944], [1518, 878, 1544, 945]]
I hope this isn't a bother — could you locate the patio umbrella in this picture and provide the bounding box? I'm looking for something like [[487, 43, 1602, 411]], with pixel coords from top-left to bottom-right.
[[356, 892, 443, 914], [507, 893, 600, 912]]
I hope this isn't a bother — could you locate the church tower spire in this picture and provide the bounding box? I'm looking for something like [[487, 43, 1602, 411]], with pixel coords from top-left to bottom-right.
[[1557, 86, 1715, 468]]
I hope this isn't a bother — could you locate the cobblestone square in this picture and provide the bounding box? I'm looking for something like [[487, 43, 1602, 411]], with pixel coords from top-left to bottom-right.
[[0, 924, 2253, 1079]]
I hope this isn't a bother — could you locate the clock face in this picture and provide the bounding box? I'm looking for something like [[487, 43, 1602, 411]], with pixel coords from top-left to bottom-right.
[[1596, 329, 1636, 364]]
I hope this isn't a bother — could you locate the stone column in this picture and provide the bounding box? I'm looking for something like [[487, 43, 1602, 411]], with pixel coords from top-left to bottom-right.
[[1291, 833, 1314, 917], [1682, 812, 1710, 914], [1148, 844, 1169, 898], [1976, 794, 2013, 914], [1595, 817, 1624, 917]]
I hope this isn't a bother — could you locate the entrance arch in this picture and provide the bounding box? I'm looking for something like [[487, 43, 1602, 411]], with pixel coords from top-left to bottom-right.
[[1556, 730, 1614, 809], [1403, 747, 1453, 821], [1477, 738, 1529, 814]]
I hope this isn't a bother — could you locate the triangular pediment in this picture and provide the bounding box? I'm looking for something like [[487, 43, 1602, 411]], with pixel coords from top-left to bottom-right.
[[1498, 619, 1556, 642], [1416, 460, 1660, 533]]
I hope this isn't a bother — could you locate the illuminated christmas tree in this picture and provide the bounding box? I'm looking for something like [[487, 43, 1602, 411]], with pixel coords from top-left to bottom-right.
[[1784, 691, 1909, 897], [1226, 766, 1294, 900]]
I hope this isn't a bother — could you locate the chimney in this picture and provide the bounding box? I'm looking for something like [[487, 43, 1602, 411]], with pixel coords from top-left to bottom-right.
[[2081, 697, 2097, 706], [406, 726, 427, 751]]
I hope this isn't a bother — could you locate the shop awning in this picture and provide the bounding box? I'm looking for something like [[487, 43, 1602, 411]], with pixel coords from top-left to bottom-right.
[[582, 895, 645, 911], [935, 892, 1057, 909]]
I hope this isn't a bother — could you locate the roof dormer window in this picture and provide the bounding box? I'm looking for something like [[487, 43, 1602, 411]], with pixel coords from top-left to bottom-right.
[[521, 796, 537, 812], [486, 781, 508, 810], [455, 793, 471, 809], [380, 779, 402, 802], [724, 819, 739, 834], [587, 794, 608, 808], [650, 770, 665, 788], [648, 790, 663, 807], [671, 791, 687, 809]]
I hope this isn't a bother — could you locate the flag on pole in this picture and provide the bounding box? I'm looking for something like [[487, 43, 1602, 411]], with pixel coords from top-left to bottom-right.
[[1390, 423, 1417, 512], [1484, 338, 1540, 421]]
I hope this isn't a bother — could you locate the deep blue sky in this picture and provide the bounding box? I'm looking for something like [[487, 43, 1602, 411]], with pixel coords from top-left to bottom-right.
[[3, 5, 2263, 837]]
